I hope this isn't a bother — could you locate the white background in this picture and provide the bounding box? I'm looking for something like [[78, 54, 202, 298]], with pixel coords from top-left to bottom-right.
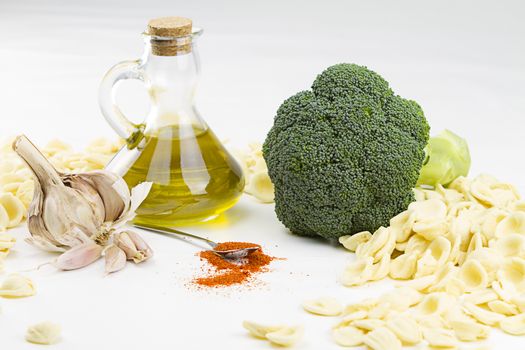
[[1, 0, 524, 349]]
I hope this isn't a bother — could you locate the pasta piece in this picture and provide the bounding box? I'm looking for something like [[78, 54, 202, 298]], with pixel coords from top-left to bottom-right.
[[417, 293, 454, 316], [459, 259, 489, 292], [380, 287, 422, 311], [386, 315, 422, 345], [0, 274, 36, 298], [266, 326, 303, 347], [0, 205, 9, 232], [415, 250, 439, 277], [332, 326, 364, 347], [340, 257, 374, 287], [363, 327, 402, 350], [401, 275, 435, 292], [427, 263, 458, 293], [481, 208, 508, 240], [85, 137, 120, 155], [389, 210, 415, 243], [444, 277, 466, 296], [404, 235, 430, 257], [428, 236, 452, 266], [389, 252, 417, 280], [245, 171, 274, 203], [356, 227, 394, 263], [468, 248, 502, 280], [450, 319, 490, 342], [422, 328, 457, 348], [15, 180, 34, 208], [408, 199, 447, 222], [352, 319, 385, 332], [510, 295, 525, 313], [0, 193, 26, 228], [487, 300, 519, 316], [335, 310, 368, 328], [343, 298, 378, 315], [339, 231, 372, 252], [499, 313, 525, 335], [415, 314, 446, 329], [242, 321, 284, 339], [367, 302, 391, 320], [463, 302, 505, 326], [498, 257, 525, 292], [436, 184, 464, 204], [412, 219, 448, 241], [302, 297, 343, 316], [464, 289, 499, 305], [42, 139, 71, 156], [495, 212, 525, 237], [370, 256, 390, 281], [26, 321, 61, 345], [495, 233, 525, 257], [0, 233, 16, 251]]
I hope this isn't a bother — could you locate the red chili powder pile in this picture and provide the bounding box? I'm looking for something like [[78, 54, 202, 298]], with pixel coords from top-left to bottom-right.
[[194, 242, 276, 287]]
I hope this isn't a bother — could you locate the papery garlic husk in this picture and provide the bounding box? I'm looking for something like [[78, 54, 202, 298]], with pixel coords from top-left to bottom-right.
[[12, 135, 150, 253], [114, 230, 153, 263]]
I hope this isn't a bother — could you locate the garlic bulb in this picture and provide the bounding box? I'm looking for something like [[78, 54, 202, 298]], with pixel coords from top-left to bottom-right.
[[12, 135, 152, 272]]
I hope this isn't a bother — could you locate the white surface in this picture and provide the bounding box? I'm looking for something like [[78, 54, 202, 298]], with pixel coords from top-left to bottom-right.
[[1, 0, 525, 349]]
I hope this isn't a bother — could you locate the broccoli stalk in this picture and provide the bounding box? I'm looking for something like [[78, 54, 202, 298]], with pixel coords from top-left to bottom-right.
[[417, 129, 471, 187]]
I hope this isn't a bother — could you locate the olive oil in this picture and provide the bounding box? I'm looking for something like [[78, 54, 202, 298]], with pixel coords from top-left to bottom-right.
[[116, 125, 244, 225]]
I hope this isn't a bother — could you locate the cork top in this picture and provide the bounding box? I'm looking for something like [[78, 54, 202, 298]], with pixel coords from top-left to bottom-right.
[[147, 17, 192, 37]]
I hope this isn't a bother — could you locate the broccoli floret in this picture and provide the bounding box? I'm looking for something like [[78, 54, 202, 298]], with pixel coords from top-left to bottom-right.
[[263, 63, 430, 239]]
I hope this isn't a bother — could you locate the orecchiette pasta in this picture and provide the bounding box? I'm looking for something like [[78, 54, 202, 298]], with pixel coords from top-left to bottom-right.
[[302, 297, 342, 316]]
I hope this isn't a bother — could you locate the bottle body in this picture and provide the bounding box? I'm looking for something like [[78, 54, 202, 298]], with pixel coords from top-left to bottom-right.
[[102, 26, 244, 225]]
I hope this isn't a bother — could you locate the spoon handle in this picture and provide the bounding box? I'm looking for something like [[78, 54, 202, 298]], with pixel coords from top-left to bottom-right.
[[133, 224, 218, 249]]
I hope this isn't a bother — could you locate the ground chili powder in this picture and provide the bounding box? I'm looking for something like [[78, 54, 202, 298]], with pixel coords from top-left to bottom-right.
[[194, 242, 276, 287]]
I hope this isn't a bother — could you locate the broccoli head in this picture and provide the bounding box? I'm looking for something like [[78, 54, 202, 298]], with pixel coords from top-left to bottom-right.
[[263, 63, 430, 239]]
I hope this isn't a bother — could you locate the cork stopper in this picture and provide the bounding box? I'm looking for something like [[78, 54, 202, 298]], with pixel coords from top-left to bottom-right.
[[146, 16, 193, 56]]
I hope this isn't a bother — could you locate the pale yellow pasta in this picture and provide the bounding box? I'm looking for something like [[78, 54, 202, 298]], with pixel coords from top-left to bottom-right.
[[415, 250, 439, 277], [336, 310, 368, 328], [380, 287, 422, 311], [340, 257, 374, 287], [0, 205, 9, 232], [464, 289, 499, 305], [404, 234, 430, 257], [367, 302, 391, 320], [332, 326, 364, 347], [481, 208, 508, 240], [242, 320, 285, 339], [412, 219, 448, 241], [356, 227, 394, 262], [422, 328, 457, 348], [417, 293, 454, 316], [42, 139, 72, 156], [0, 233, 16, 250], [342, 298, 378, 316], [386, 315, 421, 345], [389, 210, 415, 243], [25, 321, 61, 345], [449, 319, 490, 342], [0, 192, 26, 227], [495, 212, 525, 237], [463, 302, 504, 326], [302, 297, 343, 316], [15, 180, 34, 208], [389, 252, 418, 280], [245, 171, 274, 203], [370, 256, 390, 281], [495, 233, 525, 257], [459, 259, 489, 292], [0, 274, 36, 298], [402, 275, 436, 292], [487, 300, 519, 316], [428, 236, 452, 266], [408, 199, 447, 222], [352, 318, 385, 331], [339, 231, 372, 252], [499, 313, 525, 335], [266, 326, 303, 347], [498, 257, 525, 293], [363, 327, 402, 350]]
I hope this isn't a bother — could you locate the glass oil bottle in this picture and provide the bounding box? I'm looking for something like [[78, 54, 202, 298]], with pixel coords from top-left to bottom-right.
[[99, 17, 244, 225]]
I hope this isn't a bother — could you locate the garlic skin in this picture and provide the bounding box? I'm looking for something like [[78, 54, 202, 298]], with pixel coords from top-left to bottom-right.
[[104, 244, 127, 274], [12, 135, 153, 273]]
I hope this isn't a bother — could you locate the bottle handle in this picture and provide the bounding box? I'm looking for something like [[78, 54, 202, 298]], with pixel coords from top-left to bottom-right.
[[98, 59, 144, 139]]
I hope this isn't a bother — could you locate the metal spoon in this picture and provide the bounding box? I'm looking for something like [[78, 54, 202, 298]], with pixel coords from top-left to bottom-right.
[[133, 223, 260, 260]]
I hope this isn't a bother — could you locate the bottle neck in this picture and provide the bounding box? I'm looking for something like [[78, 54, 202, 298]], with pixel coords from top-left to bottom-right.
[[141, 40, 205, 136]]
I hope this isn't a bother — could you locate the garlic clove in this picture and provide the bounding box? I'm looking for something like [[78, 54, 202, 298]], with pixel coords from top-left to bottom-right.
[[26, 321, 61, 345], [54, 242, 103, 270], [104, 244, 127, 274], [0, 274, 36, 298], [114, 231, 153, 263]]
